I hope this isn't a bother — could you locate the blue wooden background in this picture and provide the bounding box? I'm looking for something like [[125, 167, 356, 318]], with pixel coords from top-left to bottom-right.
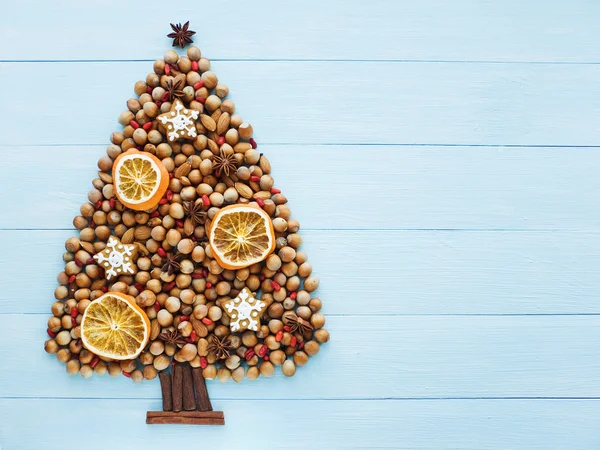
[[1, 1, 600, 449]]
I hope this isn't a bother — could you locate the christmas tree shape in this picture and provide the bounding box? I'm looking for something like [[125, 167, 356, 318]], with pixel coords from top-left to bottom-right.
[[44, 24, 329, 426]]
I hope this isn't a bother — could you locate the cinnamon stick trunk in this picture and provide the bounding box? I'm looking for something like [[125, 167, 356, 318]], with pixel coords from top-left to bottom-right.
[[146, 362, 223, 425]]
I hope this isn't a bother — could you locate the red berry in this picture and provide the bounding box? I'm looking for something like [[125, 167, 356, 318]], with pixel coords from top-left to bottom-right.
[[195, 97, 206, 104], [122, 371, 132, 378], [191, 61, 199, 72], [275, 330, 283, 342], [47, 329, 56, 338], [90, 357, 99, 369], [202, 317, 213, 325], [270, 188, 281, 194], [256, 198, 265, 208], [217, 136, 225, 146], [249, 138, 257, 149], [142, 121, 153, 131], [201, 194, 210, 206], [164, 65, 171, 76], [157, 248, 167, 257], [154, 301, 161, 312], [130, 120, 140, 129], [200, 357, 208, 369], [193, 80, 204, 90], [271, 280, 281, 291], [250, 175, 261, 182]]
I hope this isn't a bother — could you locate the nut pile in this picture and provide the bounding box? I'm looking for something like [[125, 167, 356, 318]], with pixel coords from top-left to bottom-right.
[[44, 47, 329, 383]]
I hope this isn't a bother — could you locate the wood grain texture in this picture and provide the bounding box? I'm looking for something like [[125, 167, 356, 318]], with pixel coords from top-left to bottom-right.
[[3, 229, 600, 315], [2, 62, 600, 146], [2, 146, 600, 230], [2, 1, 600, 448], [2, 0, 600, 62], [1, 398, 599, 450], [4, 315, 600, 399]]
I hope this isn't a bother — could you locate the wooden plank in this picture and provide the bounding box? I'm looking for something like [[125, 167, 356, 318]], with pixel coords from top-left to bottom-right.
[[2, 146, 600, 230], [3, 229, 600, 315], [4, 315, 600, 399], [2, 62, 600, 146], [2, 0, 600, 62], [1, 398, 599, 449]]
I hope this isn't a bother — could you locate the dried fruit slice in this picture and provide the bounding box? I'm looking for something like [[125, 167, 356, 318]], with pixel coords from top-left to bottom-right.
[[81, 292, 150, 360], [209, 204, 276, 270], [113, 149, 169, 210]]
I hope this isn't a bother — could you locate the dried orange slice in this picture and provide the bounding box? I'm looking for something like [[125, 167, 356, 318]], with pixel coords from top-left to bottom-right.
[[81, 292, 150, 360], [209, 204, 276, 270], [112, 149, 169, 211]]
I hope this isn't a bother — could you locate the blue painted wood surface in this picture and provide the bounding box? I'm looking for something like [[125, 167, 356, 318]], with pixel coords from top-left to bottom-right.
[[1, 1, 600, 449]]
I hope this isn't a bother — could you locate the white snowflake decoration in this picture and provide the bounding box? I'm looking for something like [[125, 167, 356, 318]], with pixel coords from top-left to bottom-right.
[[157, 99, 199, 142], [223, 288, 266, 332], [93, 236, 136, 280]]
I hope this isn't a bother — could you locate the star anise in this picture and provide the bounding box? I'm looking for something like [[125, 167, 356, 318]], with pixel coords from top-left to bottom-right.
[[183, 200, 207, 226], [213, 150, 239, 177], [284, 314, 314, 337], [207, 335, 233, 360], [164, 76, 185, 101], [161, 252, 182, 276], [167, 21, 196, 48], [159, 329, 187, 348]]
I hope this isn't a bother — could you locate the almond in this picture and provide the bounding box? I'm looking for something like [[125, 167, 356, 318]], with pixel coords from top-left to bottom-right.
[[174, 159, 192, 178], [98, 171, 113, 184], [121, 227, 135, 244], [207, 138, 219, 154], [217, 112, 230, 135], [200, 114, 216, 131], [134, 226, 152, 240], [183, 218, 195, 237], [136, 243, 150, 256], [191, 317, 208, 338], [235, 182, 253, 199], [253, 190, 272, 200], [79, 241, 96, 254], [150, 319, 161, 340], [233, 142, 252, 153], [211, 109, 222, 123], [259, 155, 271, 174]]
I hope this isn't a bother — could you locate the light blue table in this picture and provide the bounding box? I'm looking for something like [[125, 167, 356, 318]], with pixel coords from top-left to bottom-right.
[[1, 1, 600, 449]]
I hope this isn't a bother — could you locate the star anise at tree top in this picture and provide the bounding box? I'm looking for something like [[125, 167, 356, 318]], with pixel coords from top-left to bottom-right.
[[160, 329, 187, 348], [208, 335, 233, 360], [164, 76, 186, 101], [213, 150, 239, 177], [161, 252, 182, 276], [184, 200, 207, 226], [168, 21, 196, 48]]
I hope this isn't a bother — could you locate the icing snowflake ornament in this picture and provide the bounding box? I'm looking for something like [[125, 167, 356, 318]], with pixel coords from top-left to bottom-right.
[[93, 236, 138, 280], [222, 288, 268, 332], [157, 99, 199, 142]]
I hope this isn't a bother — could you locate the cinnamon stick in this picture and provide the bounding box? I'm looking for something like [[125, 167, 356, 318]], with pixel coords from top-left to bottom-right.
[[158, 372, 173, 411], [172, 363, 183, 412], [146, 411, 225, 426], [192, 367, 213, 411], [182, 364, 196, 411]]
